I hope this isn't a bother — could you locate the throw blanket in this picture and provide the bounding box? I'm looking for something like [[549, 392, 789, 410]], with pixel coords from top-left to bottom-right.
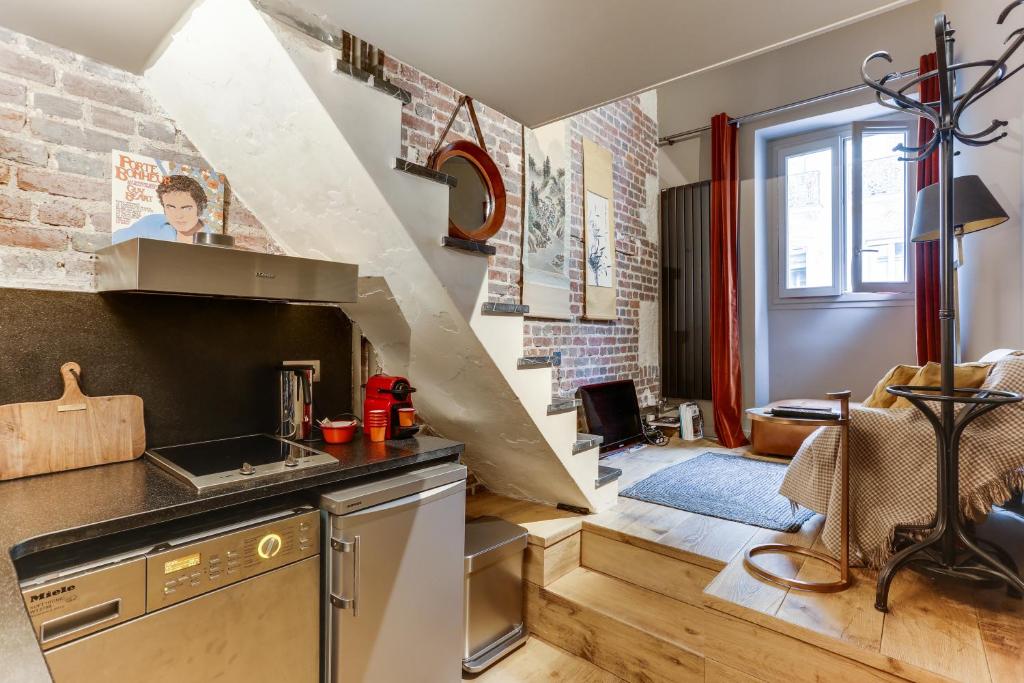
[[780, 356, 1024, 568]]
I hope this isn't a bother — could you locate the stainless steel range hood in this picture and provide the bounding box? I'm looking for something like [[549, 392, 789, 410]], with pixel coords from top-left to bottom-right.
[[97, 239, 358, 303]]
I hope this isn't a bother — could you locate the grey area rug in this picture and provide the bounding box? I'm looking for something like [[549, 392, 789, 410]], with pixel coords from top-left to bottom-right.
[[620, 452, 814, 532]]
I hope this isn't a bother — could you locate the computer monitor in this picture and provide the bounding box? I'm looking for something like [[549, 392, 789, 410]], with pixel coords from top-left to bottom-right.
[[578, 379, 644, 454]]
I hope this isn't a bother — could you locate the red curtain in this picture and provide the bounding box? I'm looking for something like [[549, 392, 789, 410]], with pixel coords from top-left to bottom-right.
[[915, 53, 941, 364], [709, 113, 748, 448]]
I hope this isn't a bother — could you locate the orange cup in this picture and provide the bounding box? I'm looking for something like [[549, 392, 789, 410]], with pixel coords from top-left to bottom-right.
[[368, 425, 386, 442], [398, 407, 416, 427]]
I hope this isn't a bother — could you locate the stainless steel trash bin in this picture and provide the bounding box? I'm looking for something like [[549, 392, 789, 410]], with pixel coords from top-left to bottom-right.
[[463, 516, 529, 673]]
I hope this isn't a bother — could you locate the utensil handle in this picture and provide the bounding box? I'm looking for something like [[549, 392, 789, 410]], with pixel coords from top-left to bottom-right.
[[59, 362, 86, 402]]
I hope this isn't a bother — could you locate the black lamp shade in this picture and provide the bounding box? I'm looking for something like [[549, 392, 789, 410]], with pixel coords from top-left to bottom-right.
[[911, 174, 1008, 242]]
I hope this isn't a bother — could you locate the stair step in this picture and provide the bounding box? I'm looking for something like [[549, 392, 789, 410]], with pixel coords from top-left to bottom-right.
[[527, 568, 705, 682], [334, 60, 412, 104], [478, 636, 622, 682], [441, 235, 496, 255], [572, 433, 603, 454], [481, 301, 530, 316], [394, 158, 456, 187], [518, 355, 553, 369], [547, 398, 581, 416], [595, 465, 621, 488]]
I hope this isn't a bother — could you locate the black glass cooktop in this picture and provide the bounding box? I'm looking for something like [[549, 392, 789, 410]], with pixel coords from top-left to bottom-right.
[[146, 434, 338, 492]]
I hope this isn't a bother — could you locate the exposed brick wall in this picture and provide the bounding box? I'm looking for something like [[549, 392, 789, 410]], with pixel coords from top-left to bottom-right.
[[385, 58, 525, 302], [388, 59, 660, 405], [0, 24, 660, 406], [0, 27, 280, 291]]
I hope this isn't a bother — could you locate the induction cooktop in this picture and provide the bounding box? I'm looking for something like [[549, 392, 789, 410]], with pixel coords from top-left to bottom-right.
[[146, 434, 339, 493]]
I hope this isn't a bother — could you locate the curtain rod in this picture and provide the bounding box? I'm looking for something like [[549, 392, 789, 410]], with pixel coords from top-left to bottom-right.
[[658, 68, 919, 147]]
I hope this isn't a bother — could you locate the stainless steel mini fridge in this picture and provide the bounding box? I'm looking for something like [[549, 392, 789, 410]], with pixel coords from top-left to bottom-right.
[[320, 462, 467, 683]]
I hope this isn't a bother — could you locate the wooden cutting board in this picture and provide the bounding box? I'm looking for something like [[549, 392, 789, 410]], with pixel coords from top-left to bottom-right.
[[0, 362, 145, 481]]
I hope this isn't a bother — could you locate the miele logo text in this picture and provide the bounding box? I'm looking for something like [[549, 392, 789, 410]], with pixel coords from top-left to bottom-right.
[[30, 585, 75, 602], [255, 271, 276, 279]]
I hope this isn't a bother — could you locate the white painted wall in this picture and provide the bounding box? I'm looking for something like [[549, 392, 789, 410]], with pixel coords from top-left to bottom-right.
[[656, 1, 939, 410], [942, 0, 1024, 360]]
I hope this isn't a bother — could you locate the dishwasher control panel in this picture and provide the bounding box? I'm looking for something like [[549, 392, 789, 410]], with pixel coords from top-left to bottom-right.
[[146, 509, 319, 609]]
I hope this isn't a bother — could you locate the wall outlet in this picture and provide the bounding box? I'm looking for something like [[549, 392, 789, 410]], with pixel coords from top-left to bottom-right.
[[283, 360, 321, 381]]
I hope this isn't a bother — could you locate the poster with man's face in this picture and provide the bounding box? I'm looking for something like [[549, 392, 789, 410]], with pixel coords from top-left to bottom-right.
[[110, 150, 226, 245]]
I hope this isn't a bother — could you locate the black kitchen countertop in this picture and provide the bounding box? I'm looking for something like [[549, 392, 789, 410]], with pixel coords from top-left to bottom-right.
[[0, 434, 463, 683]]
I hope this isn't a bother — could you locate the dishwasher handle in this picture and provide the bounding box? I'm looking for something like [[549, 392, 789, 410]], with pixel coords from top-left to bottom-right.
[[329, 536, 359, 615]]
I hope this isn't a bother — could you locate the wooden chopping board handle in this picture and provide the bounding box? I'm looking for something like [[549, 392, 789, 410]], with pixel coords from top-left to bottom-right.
[[59, 362, 86, 406]]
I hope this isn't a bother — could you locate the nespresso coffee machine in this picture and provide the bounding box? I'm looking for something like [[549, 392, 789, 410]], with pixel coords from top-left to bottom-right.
[[363, 374, 419, 440], [279, 364, 315, 440]]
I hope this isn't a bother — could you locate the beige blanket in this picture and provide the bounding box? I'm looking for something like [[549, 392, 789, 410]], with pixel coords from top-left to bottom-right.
[[780, 356, 1024, 567]]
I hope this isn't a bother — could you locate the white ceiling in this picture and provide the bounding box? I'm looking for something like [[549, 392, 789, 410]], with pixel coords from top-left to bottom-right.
[[0, 0, 919, 127], [0, 0, 196, 74]]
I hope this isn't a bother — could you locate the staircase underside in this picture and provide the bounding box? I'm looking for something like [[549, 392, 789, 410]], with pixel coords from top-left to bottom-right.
[[145, 0, 613, 511]]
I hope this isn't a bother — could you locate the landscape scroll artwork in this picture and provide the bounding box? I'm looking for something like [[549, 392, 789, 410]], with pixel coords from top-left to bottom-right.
[[522, 121, 572, 319], [582, 138, 616, 320]]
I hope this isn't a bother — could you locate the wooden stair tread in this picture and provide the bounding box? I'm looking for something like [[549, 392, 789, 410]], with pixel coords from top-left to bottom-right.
[[517, 355, 553, 370], [547, 398, 580, 415], [394, 158, 456, 186], [595, 465, 621, 488], [546, 568, 703, 654], [481, 301, 530, 316], [469, 636, 623, 682]]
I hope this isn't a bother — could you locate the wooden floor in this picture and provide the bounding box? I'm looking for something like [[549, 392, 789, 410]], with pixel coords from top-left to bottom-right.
[[467, 437, 1024, 683]]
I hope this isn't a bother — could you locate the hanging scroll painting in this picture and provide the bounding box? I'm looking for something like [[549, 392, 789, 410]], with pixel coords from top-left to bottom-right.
[[583, 137, 616, 320], [522, 121, 572, 319]]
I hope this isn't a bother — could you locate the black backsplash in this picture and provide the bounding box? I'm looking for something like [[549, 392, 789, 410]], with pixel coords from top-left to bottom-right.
[[0, 288, 352, 447]]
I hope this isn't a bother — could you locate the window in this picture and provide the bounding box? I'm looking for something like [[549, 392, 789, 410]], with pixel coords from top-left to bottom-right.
[[772, 119, 914, 301]]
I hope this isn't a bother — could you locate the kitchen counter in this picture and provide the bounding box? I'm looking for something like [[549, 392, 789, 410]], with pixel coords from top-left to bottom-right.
[[0, 435, 463, 683]]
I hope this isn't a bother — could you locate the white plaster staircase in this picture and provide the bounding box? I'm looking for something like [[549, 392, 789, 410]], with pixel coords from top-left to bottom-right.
[[145, 0, 619, 511]]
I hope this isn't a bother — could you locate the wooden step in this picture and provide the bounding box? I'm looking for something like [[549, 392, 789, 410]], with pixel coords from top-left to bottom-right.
[[595, 465, 622, 488], [334, 60, 412, 103], [526, 567, 705, 682], [572, 433, 603, 454], [481, 301, 530, 316], [468, 635, 624, 682], [580, 530, 717, 608], [394, 158, 456, 186], [441, 235, 496, 255], [546, 398, 580, 416]]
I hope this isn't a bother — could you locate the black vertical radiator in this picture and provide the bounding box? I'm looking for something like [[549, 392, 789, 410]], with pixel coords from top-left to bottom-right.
[[660, 181, 712, 401]]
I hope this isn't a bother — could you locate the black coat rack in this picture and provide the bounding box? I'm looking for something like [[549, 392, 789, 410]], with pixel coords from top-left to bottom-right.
[[861, 1, 1024, 612]]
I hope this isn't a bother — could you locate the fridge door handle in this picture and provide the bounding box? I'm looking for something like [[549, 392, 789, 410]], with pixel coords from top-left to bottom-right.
[[329, 535, 360, 615]]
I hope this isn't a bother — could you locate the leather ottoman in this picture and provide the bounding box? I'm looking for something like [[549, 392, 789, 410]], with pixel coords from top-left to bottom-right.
[[750, 398, 857, 457]]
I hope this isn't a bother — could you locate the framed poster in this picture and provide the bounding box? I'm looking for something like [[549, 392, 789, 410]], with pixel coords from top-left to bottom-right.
[[522, 121, 572, 319], [110, 150, 226, 245], [582, 138, 616, 319]]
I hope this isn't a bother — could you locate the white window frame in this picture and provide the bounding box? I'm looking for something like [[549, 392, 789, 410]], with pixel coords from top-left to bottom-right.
[[769, 118, 915, 307], [851, 121, 915, 294]]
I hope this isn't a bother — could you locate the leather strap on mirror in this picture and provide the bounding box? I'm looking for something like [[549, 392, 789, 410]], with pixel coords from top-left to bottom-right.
[[428, 95, 487, 168]]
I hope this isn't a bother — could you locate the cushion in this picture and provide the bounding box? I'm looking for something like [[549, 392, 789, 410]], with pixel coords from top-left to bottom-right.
[[891, 361, 992, 410], [862, 364, 919, 408]]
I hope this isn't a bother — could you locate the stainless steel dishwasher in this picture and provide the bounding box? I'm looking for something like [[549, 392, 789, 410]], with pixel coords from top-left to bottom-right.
[[18, 503, 320, 683], [321, 462, 467, 683]]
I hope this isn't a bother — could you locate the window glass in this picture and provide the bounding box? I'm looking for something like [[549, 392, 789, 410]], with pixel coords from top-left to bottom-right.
[[785, 148, 833, 289], [858, 132, 907, 283]]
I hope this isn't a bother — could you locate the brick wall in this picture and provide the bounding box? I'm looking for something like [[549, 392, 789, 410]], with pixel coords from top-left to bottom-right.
[[0, 27, 280, 291], [0, 24, 660, 406], [388, 59, 661, 405]]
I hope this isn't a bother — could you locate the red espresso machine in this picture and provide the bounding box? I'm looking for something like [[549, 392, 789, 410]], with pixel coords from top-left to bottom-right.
[[363, 374, 419, 440]]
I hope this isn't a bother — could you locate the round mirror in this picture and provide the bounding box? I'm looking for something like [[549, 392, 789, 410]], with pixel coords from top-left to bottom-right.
[[442, 156, 491, 234], [431, 140, 506, 242]]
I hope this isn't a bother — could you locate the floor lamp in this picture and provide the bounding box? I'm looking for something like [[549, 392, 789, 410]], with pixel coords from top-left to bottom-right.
[[861, 4, 1024, 612], [911, 175, 1010, 359]]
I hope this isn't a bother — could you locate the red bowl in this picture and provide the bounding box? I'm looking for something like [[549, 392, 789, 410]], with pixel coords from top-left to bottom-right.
[[321, 422, 357, 444]]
